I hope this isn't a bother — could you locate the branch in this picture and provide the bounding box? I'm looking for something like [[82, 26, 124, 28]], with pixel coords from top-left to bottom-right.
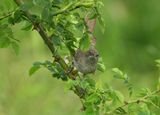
[[52, 1, 94, 16], [13, 0, 76, 79], [107, 89, 160, 114], [0, 10, 15, 20]]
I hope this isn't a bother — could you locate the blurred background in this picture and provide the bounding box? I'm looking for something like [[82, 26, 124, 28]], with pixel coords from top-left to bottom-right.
[[0, 0, 160, 114]]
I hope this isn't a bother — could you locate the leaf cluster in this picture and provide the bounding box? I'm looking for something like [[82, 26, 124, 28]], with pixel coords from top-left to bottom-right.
[[0, 0, 160, 115]]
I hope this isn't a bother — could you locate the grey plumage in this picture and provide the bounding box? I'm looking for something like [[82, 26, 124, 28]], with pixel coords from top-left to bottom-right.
[[73, 47, 99, 74]]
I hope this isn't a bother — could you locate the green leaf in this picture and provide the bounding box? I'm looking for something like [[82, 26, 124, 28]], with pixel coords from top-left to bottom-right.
[[68, 14, 79, 24], [0, 24, 20, 55], [126, 83, 133, 97], [88, 8, 99, 20], [97, 62, 106, 72], [157, 77, 160, 90], [51, 35, 62, 46], [108, 89, 124, 106], [65, 79, 74, 91], [138, 88, 151, 98], [155, 59, 160, 68], [138, 104, 151, 115], [114, 91, 124, 103], [79, 33, 91, 51], [33, 61, 43, 66], [112, 68, 125, 80], [85, 106, 95, 115], [97, 57, 106, 72], [33, 0, 50, 7], [13, 10, 22, 24], [41, 7, 52, 22], [150, 96, 160, 109], [115, 107, 127, 114], [29, 65, 41, 76], [98, 16, 105, 33], [85, 77, 96, 88], [20, 2, 33, 11], [86, 93, 99, 103], [29, 62, 42, 76], [21, 21, 33, 31], [128, 103, 140, 114], [8, 17, 15, 25]]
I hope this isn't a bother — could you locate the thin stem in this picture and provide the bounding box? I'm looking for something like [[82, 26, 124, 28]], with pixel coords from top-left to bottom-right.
[[52, 1, 94, 16], [107, 89, 160, 114], [0, 10, 15, 20]]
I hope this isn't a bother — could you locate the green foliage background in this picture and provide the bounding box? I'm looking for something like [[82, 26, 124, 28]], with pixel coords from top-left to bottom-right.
[[0, 0, 160, 114]]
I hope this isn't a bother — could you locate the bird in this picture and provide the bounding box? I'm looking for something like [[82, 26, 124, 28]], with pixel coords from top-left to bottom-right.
[[73, 46, 99, 74]]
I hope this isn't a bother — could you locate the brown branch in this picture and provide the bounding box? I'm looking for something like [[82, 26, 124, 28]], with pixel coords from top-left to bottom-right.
[[13, 0, 76, 79]]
